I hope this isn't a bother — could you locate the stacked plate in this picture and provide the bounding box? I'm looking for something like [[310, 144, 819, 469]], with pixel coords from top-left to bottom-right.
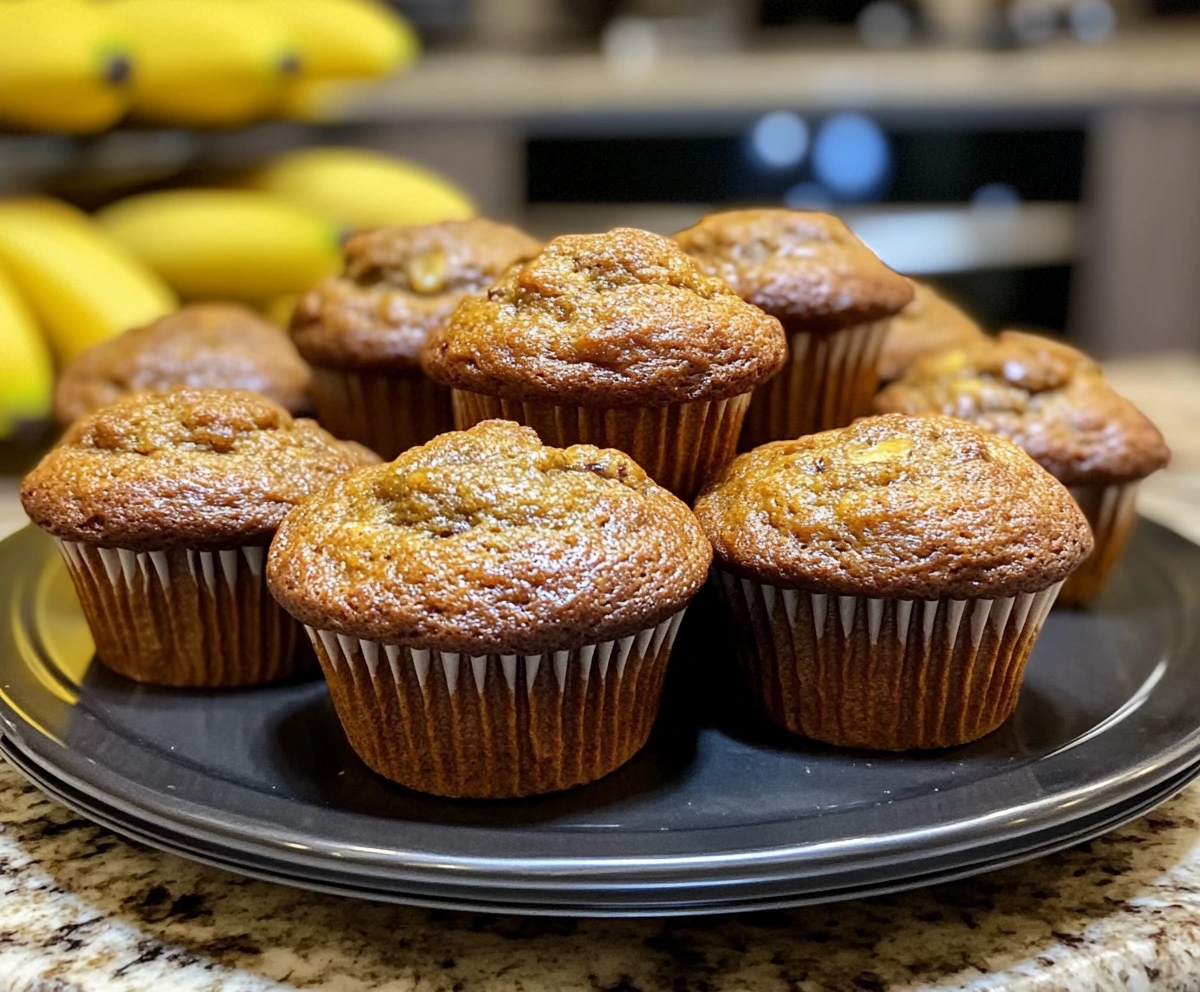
[[3, 521, 1200, 917]]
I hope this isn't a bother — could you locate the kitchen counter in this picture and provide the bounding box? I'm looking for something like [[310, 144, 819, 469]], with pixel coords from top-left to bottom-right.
[[3, 354, 1200, 992]]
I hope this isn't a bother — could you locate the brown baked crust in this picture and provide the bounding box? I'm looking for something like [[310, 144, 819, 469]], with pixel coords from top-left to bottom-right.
[[266, 419, 713, 653], [876, 281, 988, 383], [694, 413, 1092, 599], [874, 331, 1171, 485], [53, 304, 312, 424], [421, 227, 787, 406], [673, 209, 914, 333], [22, 389, 378, 552], [290, 219, 542, 372]]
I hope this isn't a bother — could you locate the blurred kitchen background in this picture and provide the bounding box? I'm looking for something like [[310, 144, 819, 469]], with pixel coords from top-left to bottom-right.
[[5, 0, 1200, 360]]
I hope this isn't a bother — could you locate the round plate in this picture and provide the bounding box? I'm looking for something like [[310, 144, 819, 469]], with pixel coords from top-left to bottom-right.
[[2, 522, 1200, 915], [4, 733, 1198, 917]]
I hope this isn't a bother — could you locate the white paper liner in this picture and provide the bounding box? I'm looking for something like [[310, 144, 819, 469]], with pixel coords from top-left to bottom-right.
[[452, 391, 751, 499], [55, 540, 308, 687], [309, 366, 454, 460], [715, 570, 1062, 749], [1059, 481, 1141, 606], [306, 610, 687, 798], [740, 319, 889, 448]]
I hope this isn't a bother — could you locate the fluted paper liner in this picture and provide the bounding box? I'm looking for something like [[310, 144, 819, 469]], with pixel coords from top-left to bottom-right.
[[306, 610, 687, 798], [55, 541, 312, 688], [740, 319, 888, 448], [310, 367, 455, 461], [452, 391, 750, 500], [715, 570, 1062, 749], [1058, 482, 1140, 607]]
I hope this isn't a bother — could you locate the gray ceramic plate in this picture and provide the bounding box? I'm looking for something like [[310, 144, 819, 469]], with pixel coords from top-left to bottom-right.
[[2, 522, 1200, 915], [4, 734, 1196, 916]]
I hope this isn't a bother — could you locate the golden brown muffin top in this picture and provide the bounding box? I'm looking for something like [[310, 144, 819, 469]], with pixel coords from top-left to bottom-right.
[[22, 389, 378, 552], [874, 331, 1171, 486], [266, 420, 713, 653], [290, 219, 542, 371], [673, 209, 914, 332], [53, 303, 312, 425], [694, 414, 1092, 599], [422, 227, 787, 406], [876, 281, 988, 383]]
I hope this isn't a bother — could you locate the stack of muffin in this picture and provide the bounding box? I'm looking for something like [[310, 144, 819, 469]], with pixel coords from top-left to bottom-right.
[[22, 209, 1168, 800]]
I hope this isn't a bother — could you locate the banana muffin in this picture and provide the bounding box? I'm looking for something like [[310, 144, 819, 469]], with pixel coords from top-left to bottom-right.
[[22, 389, 377, 687], [291, 218, 541, 459], [694, 414, 1092, 750], [267, 419, 712, 798], [876, 281, 987, 384], [675, 209, 914, 444], [875, 331, 1170, 605], [54, 303, 312, 425], [423, 227, 786, 499]]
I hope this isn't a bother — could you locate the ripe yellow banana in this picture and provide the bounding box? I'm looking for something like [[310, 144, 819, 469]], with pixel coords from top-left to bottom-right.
[[97, 190, 342, 301], [254, 0, 418, 79], [0, 0, 131, 134], [0, 264, 54, 439], [0, 198, 176, 363], [108, 0, 298, 126], [248, 147, 475, 231]]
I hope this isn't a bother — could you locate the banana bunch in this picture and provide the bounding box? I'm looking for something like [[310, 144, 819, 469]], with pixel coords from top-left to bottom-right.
[[0, 0, 417, 133], [0, 199, 176, 361], [97, 149, 475, 302], [0, 0, 132, 134], [0, 197, 176, 439], [0, 145, 472, 437]]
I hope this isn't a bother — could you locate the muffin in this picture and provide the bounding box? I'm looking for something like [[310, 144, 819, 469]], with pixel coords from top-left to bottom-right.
[[54, 303, 312, 425], [875, 331, 1170, 605], [876, 281, 987, 384], [291, 218, 542, 460], [694, 414, 1092, 750], [422, 227, 786, 500], [266, 419, 712, 798], [674, 209, 914, 445], [21, 389, 377, 687]]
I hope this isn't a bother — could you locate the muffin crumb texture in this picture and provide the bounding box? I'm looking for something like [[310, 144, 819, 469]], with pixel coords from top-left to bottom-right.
[[423, 227, 786, 405], [694, 413, 1092, 599], [21, 389, 377, 551], [875, 331, 1171, 484], [267, 419, 713, 653], [290, 218, 542, 371], [674, 209, 914, 331]]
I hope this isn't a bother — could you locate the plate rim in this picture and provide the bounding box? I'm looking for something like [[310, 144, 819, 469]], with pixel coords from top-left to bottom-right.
[[5, 733, 1197, 916]]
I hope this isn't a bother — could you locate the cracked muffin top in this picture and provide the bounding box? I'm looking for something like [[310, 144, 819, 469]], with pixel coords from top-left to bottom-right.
[[266, 420, 713, 653], [54, 303, 312, 425], [290, 219, 542, 371], [673, 209, 914, 333], [694, 413, 1092, 599], [876, 282, 988, 383], [422, 227, 787, 407], [874, 331, 1170, 486], [22, 389, 378, 551]]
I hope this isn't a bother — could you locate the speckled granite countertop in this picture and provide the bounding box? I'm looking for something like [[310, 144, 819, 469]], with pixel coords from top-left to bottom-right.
[[2, 355, 1200, 992]]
